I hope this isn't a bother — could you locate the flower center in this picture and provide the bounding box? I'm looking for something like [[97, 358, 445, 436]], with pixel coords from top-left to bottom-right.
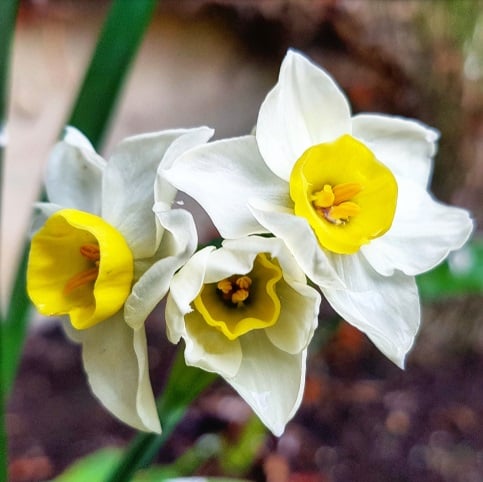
[[27, 208, 134, 330], [311, 182, 362, 225], [216, 275, 252, 306], [63, 243, 100, 295], [193, 253, 282, 340], [289, 134, 398, 254]]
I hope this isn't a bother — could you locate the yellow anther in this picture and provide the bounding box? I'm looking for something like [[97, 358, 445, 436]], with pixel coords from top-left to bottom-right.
[[330, 201, 361, 219], [217, 279, 233, 294], [332, 182, 362, 204], [311, 184, 335, 208], [216, 275, 253, 306], [236, 276, 252, 290], [311, 181, 363, 225], [232, 289, 249, 304], [326, 202, 361, 224]]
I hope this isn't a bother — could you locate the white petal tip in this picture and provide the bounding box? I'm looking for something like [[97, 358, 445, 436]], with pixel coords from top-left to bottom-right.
[[62, 126, 95, 150]]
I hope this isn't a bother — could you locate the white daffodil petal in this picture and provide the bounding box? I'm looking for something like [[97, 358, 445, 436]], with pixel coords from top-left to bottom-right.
[[220, 236, 308, 282], [352, 114, 439, 188], [62, 126, 97, 152], [132, 328, 162, 432], [77, 314, 160, 433], [204, 235, 308, 285], [249, 201, 343, 289], [265, 279, 320, 355], [201, 244, 258, 283], [125, 208, 197, 330], [164, 135, 290, 239], [323, 252, 420, 368], [184, 310, 242, 379], [155, 126, 214, 206], [362, 180, 474, 276], [257, 49, 351, 181], [229, 331, 307, 436], [102, 131, 186, 258], [166, 246, 216, 343], [45, 131, 105, 214]]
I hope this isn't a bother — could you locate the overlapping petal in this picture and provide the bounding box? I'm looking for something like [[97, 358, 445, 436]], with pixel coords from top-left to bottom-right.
[[64, 314, 160, 433], [45, 127, 105, 214], [165, 246, 215, 344], [124, 207, 198, 330], [155, 127, 214, 206], [184, 310, 243, 379], [164, 135, 289, 238], [102, 130, 185, 259], [322, 251, 420, 368], [249, 200, 343, 289], [362, 179, 474, 276], [230, 332, 307, 436], [265, 279, 319, 355], [352, 114, 439, 188], [257, 49, 351, 181]]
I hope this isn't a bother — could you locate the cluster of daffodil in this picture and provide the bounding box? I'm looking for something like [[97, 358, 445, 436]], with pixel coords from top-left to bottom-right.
[[26, 50, 474, 436]]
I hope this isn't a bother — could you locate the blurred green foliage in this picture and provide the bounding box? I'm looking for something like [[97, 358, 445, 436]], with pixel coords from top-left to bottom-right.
[[218, 415, 267, 477], [418, 240, 483, 300], [105, 349, 216, 482]]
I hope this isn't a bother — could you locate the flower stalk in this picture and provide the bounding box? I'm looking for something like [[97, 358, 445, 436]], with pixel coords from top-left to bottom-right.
[[104, 348, 216, 482]]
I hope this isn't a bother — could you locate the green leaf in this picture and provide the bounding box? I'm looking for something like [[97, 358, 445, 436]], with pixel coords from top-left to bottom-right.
[[219, 415, 266, 477], [418, 240, 483, 301], [67, 0, 158, 149], [104, 348, 217, 482], [1, 246, 30, 395], [52, 448, 123, 482], [132, 434, 222, 481], [0, 0, 19, 126], [1, 1, 21, 481]]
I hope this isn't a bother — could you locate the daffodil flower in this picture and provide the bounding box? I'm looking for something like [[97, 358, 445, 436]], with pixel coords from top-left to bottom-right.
[[164, 50, 474, 368], [27, 125, 213, 432], [165, 236, 321, 435]]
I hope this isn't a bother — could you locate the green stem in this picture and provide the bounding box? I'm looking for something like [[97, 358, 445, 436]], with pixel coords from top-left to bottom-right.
[[0, 1, 21, 480], [0, 0, 18, 126], [68, 0, 158, 149], [105, 348, 217, 482]]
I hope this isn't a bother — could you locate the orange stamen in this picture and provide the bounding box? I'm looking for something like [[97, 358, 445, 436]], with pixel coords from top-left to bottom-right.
[[79, 243, 100, 261], [64, 267, 99, 295], [63, 243, 101, 295], [332, 182, 362, 203]]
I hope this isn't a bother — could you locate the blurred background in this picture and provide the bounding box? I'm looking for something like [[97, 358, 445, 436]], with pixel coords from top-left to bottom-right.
[[3, 0, 483, 481]]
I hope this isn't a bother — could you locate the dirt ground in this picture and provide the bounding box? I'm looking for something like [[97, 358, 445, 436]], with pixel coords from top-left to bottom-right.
[[5, 1, 483, 481], [7, 298, 483, 482]]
